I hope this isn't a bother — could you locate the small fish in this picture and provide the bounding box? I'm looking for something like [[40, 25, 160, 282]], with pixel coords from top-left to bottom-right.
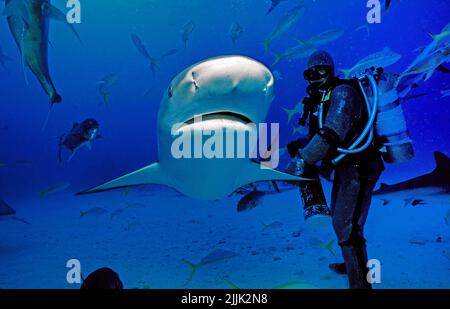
[[110, 208, 126, 220], [400, 43, 450, 81], [97, 73, 118, 105], [38, 182, 71, 198], [441, 89, 450, 98], [181, 249, 238, 286], [225, 279, 318, 289], [181, 21, 196, 47], [282, 104, 301, 124], [300, 29, 345, 47], [161, 48, 178, 58], [292, 124, 303, 136], [272, 42, 316, 66], [410, 199, 427, 207], [340, 47, 402, 78], [237, 190, 265, 212], [130, 34, 159, 75], [229, 22, 243, 44], [262, 4, 305, 52], [444, 210, 450, 226], [310, 238, 336, 256], [80, 207, 109, 218], [262, 221, 284, 231]]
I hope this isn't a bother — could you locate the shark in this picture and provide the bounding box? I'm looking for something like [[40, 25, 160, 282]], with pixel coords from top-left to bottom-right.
[[4, 0, 62, 105], [373, 151, 450, 206], [78, 55, 307, 200], [0, 199, 30, 224]]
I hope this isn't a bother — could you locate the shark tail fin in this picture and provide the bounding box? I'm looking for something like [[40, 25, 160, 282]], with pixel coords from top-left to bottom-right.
[[181, 259, 199, 287], [225, 280, 240, 289], [272, 54, 283, 66], [433, 151, 450, 174], [76, 162, 172, 195], [321, 240, 336, 256]]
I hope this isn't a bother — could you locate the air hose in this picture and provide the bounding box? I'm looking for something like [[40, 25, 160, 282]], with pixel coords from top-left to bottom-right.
[[317, 74, 379, 164]]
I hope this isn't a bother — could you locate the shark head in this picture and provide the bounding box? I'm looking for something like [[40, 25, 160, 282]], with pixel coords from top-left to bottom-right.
[[158, 57, 274, 157], [78, 55, 306, 200], [158, 55, 274, 140]]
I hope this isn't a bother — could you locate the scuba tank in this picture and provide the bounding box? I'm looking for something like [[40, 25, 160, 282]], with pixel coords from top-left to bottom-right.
[[330, 68, 414, 165]]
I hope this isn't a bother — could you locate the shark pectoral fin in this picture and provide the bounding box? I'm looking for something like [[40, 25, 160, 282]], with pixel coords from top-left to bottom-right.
[[76, 163, 171, 195], [235, 161, 311, 189]]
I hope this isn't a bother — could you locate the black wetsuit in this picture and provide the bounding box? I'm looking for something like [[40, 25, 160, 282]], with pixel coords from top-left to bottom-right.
[[299, 79, 384, 289]]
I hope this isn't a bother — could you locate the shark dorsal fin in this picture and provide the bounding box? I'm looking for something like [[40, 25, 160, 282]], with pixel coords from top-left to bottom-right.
[[433, 151, 450, 174], [379, 183, 390, 189]]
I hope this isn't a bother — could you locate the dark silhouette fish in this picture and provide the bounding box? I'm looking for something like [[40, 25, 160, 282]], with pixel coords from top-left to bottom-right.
[[266, 0, 287, 15], [237, 190, 265, 212], [0, 199, 30, 224], [59, 118, 102, 162], [181, 249, 238, 286], [5, 0, 62, 105], [130, 33, 159, 75], [80, 267, 123, 289], [181, 20, 195, 47], [374, 151, 450, 205]]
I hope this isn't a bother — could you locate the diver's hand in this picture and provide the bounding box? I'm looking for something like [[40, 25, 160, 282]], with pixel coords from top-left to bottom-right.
[[287, 139, 303, 158], [285, 158, 306, 176]]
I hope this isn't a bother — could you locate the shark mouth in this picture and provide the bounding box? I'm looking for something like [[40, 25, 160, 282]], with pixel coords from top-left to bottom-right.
[[183, 111, 253, 126]]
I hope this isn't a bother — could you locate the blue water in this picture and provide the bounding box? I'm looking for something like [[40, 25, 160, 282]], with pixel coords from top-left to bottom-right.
[[0, 0, 449, 289]]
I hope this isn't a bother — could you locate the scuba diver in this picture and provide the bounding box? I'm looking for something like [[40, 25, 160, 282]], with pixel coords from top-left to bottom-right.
[[59, 118, 102, 162], [286, 50, 414, 289]]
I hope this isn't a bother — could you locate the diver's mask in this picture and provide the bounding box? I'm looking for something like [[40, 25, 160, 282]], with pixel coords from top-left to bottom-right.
[[87, 128, 99, 140], [304, 65, 331, 89]]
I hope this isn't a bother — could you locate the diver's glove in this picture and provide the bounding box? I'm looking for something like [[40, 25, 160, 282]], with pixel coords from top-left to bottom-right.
[[285, 157, 306, 177], [287, 139, 304, 158]]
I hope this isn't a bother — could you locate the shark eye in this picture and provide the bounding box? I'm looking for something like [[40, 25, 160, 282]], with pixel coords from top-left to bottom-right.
[[168, 86, 173, 98]]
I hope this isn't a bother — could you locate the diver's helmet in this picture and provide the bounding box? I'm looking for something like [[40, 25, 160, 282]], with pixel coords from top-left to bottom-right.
[[303, 50, 335, 87]]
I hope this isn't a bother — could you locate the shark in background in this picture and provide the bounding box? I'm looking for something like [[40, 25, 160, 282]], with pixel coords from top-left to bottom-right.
[[373, 151, 450, 207], [0, 199, 30, 224], [3, 0, 62, 105]]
